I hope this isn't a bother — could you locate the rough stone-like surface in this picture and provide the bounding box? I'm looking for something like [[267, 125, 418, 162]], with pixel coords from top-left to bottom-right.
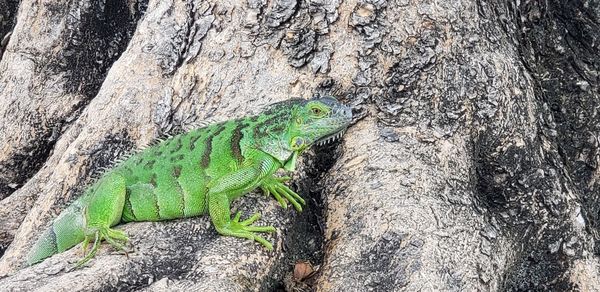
[[318, 116, 497, 291], [0, 0, 147, 201], [316, 0, 600, 290], [0, 0, 598, 290]]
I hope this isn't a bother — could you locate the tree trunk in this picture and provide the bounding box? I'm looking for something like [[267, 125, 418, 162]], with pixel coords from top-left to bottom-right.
[[0, 0, 598, 291]]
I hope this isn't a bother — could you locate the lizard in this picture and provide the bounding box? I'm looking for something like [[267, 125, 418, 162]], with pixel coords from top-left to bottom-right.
[[26, 96, 352, 266]]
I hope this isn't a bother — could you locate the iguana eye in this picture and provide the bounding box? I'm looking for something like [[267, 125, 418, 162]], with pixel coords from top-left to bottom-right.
[[291, 137, 305, 150], [311, 107, 322, 115]]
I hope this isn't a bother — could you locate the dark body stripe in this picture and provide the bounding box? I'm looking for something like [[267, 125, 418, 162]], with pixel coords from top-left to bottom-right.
[[122, 188, 136, 221], [205, 120, 250, 180], [178, 125, 222, 217], [201, 124, 227, 168], [231, 121, 246, 164], [47, 227, 59, 253]]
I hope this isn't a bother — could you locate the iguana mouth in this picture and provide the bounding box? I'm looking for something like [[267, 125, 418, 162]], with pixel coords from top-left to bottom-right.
[[313, 102, 352, 147], [315, 129, 346, 146]]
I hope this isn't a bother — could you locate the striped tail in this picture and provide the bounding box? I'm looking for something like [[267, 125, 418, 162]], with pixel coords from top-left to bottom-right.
[[26, 202, 87, 265]]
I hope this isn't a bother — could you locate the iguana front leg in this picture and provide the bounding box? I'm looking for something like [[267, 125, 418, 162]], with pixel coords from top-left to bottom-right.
[[260, 176, 306, 211], [207, 157, 278, 250], [259, 150, 306, 211]]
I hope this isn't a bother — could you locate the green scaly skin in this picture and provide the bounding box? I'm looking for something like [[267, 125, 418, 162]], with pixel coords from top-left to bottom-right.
[[26, 97, 352, 266]]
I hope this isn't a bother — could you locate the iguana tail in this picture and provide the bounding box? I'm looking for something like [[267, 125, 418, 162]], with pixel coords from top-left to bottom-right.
[[26, 202, 87, 265]]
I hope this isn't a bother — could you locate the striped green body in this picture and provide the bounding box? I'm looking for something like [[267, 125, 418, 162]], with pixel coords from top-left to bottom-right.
[[26, 97, 352, 266], [117, 116, 277, 222]]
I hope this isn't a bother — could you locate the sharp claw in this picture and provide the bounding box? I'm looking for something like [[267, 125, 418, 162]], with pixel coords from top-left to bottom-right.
[[75, 227, 130, 268], [218, 216, 276, 250], [239, 212, 261, 226], [274, 185, 303, 212], [261, 187, 270, 197], [270, 186, 288, 209], [233, 211, 242, 222], [262, 177, 304, 211]]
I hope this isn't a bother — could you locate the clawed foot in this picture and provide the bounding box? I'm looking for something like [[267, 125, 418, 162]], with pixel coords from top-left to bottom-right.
[[217, 211, 276, 250], [260, 176, 306, 211], [77, 227, 129, 267]]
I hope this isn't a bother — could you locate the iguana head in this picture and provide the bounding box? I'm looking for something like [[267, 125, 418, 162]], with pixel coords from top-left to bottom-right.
[[255, 97, 352, 170], [286, 96, 353, 150]]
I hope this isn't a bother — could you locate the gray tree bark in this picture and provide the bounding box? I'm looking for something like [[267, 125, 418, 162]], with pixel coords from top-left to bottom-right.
[[0, 0, 598, 291]]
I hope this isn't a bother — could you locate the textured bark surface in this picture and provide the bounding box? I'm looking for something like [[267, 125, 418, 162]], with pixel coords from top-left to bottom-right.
[[0, 0, 598, 291]]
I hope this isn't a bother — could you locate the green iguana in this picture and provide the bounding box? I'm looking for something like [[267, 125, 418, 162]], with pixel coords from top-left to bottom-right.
[[26, 97, 352, 266]]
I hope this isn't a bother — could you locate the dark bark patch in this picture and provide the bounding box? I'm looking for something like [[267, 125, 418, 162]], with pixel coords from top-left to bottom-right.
[[55, 0, 148, 100], [97, 220, 215, 291], [0, 0, 149, 200], [0, 0, 18, 60], [502, 229, 575, 291], [261, 140, 342, 290], [516, 0, 600, 252], [356, 232, 422, 290], [0, 124, 57, 200], [68, 132, 135, 205]]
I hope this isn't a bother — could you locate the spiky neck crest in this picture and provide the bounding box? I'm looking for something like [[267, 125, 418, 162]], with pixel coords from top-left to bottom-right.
[[252, 101, 299, 163]]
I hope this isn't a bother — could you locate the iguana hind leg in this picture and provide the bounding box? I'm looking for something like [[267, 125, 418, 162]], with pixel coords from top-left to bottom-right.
[[77, 227, 128, 267], [219, 210, 276, 249], [77, 172, 129, 267], [209, 191, 276, 250]]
